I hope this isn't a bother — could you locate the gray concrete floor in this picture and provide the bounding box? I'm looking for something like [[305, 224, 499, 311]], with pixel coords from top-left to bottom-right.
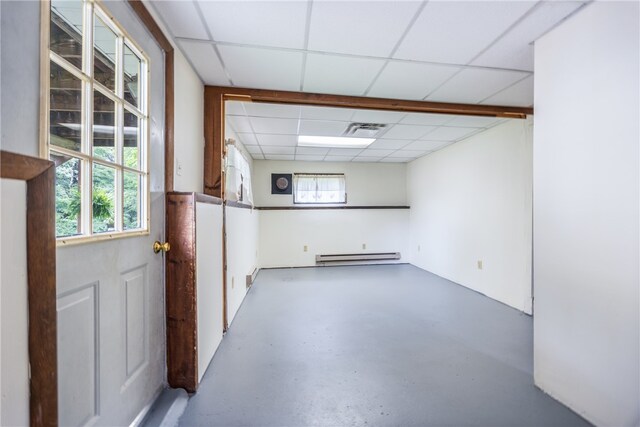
[[179, 265, 590, 427]]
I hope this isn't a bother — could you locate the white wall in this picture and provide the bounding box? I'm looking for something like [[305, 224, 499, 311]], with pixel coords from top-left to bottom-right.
[[0, 0, 40, 157], [0, 180, 29, 426], [259, 209, 409, 268], [407, 119, 533, 313], [196, 202, 224, 381], [254, 160, 409, 268], [225, 206, 259, 324], [253, 160, 407, 207], [173, 49, 204, 193], [533, 3, 639, 426]]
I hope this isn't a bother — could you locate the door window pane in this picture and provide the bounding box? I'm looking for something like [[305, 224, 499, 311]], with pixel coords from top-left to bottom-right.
[[93, 16, 117, 91], [123, 111, 139, 169], [52, 154, 82, 237], [92, 163, 115, 233], [50, 61, 82, 152], [123, 171, 141, 230], [93, 90, 115, 162], [123, 44, 141, 107], [50, 0, 84, 69]]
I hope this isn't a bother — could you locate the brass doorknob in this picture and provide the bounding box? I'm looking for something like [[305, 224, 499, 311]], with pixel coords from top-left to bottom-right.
[[153, 241, 170, 254]]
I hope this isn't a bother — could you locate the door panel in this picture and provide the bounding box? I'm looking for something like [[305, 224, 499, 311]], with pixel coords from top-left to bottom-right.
[[56, 1, 166, 425]]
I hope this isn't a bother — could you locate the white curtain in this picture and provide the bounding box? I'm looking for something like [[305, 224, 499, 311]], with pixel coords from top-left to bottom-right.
[[294, 174, 346, 204], [224, 145, 254, 205]]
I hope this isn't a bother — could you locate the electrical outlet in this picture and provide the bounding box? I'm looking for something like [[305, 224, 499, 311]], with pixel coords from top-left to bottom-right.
[[477, 260, 483, 270], [417, 245, 421, 252], [232, 276, 235, 289], [362, 243, 366, 250], [303, 245, 308, 252]]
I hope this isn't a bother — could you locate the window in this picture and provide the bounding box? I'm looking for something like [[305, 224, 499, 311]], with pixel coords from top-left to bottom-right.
[[293, 174, 346, 204], [46, 0, 148, 241]]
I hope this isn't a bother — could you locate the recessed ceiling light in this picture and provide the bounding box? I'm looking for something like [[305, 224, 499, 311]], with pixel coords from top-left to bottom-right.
[[298, 135, 375, 148]]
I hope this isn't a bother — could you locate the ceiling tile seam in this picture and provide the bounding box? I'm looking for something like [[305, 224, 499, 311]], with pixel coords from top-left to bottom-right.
[[146, 3, 209, 86], [243, 115, 266, 158], [173, 36, 535, 75], [192, 1, 234, 86], [299, 0, 314, 92], [467, 1, 543, 66], [423, 1, 543, 101], [532, 1, 593, 44], [477, 74, 532, 105], [362, 0, 429, 97]]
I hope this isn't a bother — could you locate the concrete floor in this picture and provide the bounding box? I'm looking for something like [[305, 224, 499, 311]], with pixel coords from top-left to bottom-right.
[[179, 264, 590, 427]]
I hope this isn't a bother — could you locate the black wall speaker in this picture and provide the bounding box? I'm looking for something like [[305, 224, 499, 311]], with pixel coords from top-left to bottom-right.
[[271, 173, 292, 194]]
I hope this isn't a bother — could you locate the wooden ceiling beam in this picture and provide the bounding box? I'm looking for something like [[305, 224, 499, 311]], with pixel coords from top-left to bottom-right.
[[206, 85, 533, 118]]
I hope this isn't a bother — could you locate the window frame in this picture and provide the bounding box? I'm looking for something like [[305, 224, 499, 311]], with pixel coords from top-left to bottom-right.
[[292, 173, 347, 205], [40, 0, 151, 246]]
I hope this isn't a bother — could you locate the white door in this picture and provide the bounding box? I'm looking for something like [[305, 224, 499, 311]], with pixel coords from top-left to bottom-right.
[[52, 1, 166, 425]]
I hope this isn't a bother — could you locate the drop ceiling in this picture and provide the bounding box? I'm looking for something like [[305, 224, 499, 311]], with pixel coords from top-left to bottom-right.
[[151, 0, 588, 107], [226, 101, 513, 162]]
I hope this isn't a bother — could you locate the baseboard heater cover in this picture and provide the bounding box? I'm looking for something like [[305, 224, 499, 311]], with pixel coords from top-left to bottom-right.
[[316, 252, 401, 264]]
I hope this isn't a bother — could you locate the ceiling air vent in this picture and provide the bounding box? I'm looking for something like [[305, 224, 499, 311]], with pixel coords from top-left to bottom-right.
[[343, 122, 387, 138]]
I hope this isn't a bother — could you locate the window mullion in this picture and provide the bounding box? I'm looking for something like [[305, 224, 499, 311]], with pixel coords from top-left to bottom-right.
[[83, 0, 94, 236], [115, 35, 124, 231]]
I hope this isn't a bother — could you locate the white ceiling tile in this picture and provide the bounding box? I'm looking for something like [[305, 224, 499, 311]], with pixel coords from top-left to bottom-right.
[[394, 1, 535, 64], [422, 126, 478, 141], [295, 155, 326, 162], [227, 116, 253, 133], [256, 134, 298, 147], [261, 146, 296, 155], [427, 68, 530, 104], [152, 1, 209, 40], [389, 150, 427, 158], [296, 147, 330, 156], [400, 113, 457, 126], [299, 120, 349, 137], [367, 62, 461, 100], [244, 103, 301, 119], [327, 148, 364, 156], [178, 41, 228, 85], [250, 117, 299, 135], [352, 157, 382, 162], [380, 157, 413, 163], [368, 139, 411, 150], [481, 76, 534, 107], [198, 1, 307, 49], [236, 133, 258, 145], [250, 152, 265, 160], [300, 106, 356, 121], [472, 2, 585, 71], [303, 54, 386, 96], [308, 1, 421, 57], [382, 124, 435, 140], [244, 145, 263, 155], [357, 149, 394, 158], [350, 110, 406, 124], [225, 101, 247, 116], [324, 156, 354, 162], [445, 116, 504, 128], [218, 45, 303, 91], [265, 154, 295, 161], [402, 140, 449, 151]]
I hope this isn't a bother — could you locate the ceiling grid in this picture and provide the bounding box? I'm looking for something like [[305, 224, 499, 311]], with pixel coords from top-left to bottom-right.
[[149, 0, 589, 162]]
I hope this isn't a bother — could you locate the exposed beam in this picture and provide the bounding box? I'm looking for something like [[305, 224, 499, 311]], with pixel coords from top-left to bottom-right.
[[206, 85, 533, 118]]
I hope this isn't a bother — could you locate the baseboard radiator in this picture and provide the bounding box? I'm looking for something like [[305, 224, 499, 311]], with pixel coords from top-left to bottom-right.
[[315, 252, 401, 265]]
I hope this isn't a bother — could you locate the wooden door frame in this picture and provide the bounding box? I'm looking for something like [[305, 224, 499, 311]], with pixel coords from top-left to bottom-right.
[[1, 151, 58, 427]]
